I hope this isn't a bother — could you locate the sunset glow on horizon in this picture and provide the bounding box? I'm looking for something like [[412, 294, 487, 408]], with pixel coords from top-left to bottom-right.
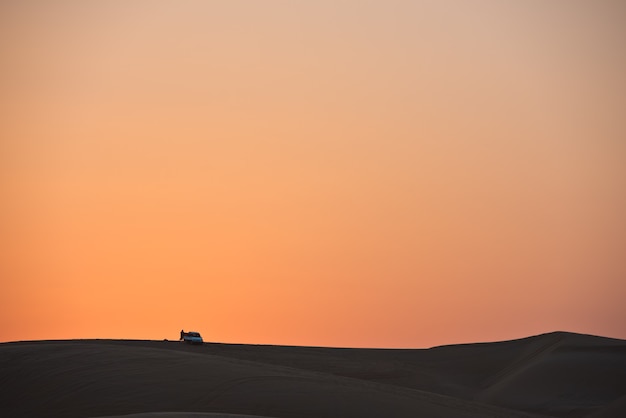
[[2, 1, 625, 348]]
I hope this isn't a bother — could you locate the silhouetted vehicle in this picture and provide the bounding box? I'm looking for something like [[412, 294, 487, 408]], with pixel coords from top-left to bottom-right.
[[182, 331, 203, 345]]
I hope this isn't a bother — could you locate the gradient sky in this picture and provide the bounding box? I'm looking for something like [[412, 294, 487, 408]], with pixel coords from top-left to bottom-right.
[[1, 1, 625, 348]]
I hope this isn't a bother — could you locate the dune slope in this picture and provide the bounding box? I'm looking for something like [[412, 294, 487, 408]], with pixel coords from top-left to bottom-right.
[[1, 332, 623, 418], [168, 332, 626, 417]]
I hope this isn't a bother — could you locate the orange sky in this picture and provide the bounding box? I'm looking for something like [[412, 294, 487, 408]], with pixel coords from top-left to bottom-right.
[[1, 1, 625, 348]]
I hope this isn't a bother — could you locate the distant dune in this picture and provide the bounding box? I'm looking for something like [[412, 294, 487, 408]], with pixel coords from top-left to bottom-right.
[[1, 332, 624, 418]]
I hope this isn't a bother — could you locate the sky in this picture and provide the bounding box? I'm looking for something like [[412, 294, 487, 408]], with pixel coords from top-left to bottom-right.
[[1, 0, 625, 348]]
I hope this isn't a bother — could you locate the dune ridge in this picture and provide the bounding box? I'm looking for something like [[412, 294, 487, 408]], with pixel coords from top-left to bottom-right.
[[1, 332, 624, 418]]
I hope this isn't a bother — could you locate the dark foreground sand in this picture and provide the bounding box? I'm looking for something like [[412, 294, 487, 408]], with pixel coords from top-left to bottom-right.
[[1, 332, 624, 418]]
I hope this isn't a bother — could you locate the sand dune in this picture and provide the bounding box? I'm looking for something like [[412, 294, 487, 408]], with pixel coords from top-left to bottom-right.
[[96, 414, 273, 418], [95, 413, 275, 418], [1, 332, 623, 418]]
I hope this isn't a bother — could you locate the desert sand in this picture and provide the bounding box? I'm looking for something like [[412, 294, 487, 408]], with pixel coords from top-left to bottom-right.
[[1, 332, 624, 418]]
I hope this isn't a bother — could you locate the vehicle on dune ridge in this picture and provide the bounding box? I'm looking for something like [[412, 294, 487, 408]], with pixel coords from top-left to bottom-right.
[[181, 331, 203, 345]]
